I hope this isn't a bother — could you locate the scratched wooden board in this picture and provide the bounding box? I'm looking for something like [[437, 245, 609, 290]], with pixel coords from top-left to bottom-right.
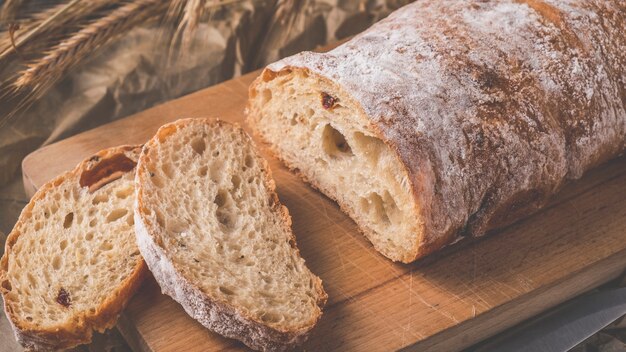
[[21, 70, 626, 351]]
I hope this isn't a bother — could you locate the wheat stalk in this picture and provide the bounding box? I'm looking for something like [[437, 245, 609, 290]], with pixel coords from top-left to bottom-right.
[[164, 0, 253, 55], [0, 0, 83, 62], [0, 0, 128, 63], [14, 0, 166, 91], [0, 0, 25, 22], [179, 0, 202, 49]]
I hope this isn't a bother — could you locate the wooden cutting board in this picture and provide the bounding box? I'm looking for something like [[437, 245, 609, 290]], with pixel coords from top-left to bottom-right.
[[21, 70, 626, 352]]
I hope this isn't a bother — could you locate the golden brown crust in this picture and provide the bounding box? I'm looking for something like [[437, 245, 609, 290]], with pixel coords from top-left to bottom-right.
[[134, 118, 326, 351], [0, 145, 147, 351], [249, 0, 626, 262]]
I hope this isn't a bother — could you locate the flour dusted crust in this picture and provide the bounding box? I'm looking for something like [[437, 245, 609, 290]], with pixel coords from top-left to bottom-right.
[[249, 0, 626, 261], [0, 146, 147, 351], [134, 118, 326, 351]]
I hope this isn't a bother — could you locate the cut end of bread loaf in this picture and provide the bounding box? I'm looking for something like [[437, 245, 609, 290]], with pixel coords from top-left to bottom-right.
[[134, 118, 326, 351], [0, 146, 147, 351], [248, 68, 423, 263]]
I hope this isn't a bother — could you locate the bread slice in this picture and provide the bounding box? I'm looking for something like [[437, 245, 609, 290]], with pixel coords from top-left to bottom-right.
[[0, 145, 147, 351], [134, 118, 327, 351]]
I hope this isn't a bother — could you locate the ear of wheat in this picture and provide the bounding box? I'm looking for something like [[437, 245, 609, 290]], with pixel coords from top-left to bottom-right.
[[0, 0, 261, 127], [0, 0, 120, 63], [14, 0, 165, 91]]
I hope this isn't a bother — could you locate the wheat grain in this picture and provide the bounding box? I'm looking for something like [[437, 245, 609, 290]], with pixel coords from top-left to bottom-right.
[[0, 0, 25, 22], [14, 0, 166, 91], [0, 0, 124, 62]]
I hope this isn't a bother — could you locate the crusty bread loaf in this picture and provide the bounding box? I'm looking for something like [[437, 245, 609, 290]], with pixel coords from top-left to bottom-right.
[[0, 146, 147, 351], [247, 0, 626, 262], [134, 118, 327, 351]]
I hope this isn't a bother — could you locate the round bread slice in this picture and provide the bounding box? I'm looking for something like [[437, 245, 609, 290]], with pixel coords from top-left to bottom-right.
[[134, 118, 327, 351], [0, 145, 147, 351]]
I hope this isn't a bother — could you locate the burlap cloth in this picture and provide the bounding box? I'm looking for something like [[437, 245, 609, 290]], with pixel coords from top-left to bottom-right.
[[0, 1, 623, 351]]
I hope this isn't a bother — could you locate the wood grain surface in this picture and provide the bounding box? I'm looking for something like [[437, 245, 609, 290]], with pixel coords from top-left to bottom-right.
[[22, 71, 626, 351]]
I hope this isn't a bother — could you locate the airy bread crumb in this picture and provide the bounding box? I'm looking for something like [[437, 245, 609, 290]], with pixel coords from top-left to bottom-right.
[[248, 70, 421, 263], [0, 146, 147, 351], [134, 118, 326, 351]]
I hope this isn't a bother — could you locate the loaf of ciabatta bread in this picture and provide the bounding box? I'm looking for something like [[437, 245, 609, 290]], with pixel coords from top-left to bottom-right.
[[134, 118, 326, 351], [0, 146, 147, 351], [247, 0, 626, 262]]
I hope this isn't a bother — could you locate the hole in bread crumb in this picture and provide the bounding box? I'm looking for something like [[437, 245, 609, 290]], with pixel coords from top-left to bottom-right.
[[360, 192, 390, 224], [115, 185, 133, 199], [26, 316, 32, 322], [162, 163, 174, 179], [27, 273, 36, 286], [100, 242, 113, 251], [191, 137, 206, 155], [219, 286, 235, 295], [306, 108, 315, 119], [217, 211, 234, 230], [155, 209, 165, 227], [106, 209, 128, 223], [52, 256, 61, 270], [59, 240, 68, 250], [63, 213, 74, 229], [353, 132, 385, 165], [322, 125, 353, 158], [382, 190, 399, 224], [1, 280, 11, 291], [197, 165, 208, 177], [214, 190, 227, 207], [231, 175, 241, 189], [85, 232, 94, 241], [214, 189, 237, 232], [92, 193, 108, 205], [245, 155, 254, 168]]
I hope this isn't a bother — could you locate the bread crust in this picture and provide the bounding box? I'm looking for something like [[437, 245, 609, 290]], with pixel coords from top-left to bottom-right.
[[134, 118, 326, 352], [0, 145, 148, 351], [248, 0, 626, 262]]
